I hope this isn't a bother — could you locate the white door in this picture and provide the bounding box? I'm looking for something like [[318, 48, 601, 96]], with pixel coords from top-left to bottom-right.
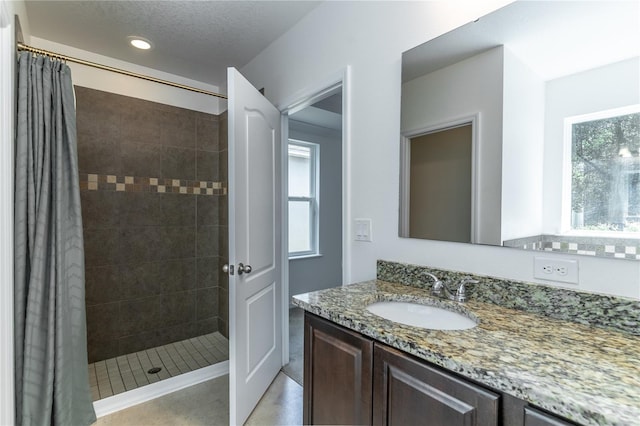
[[227, 67, 282, 425]]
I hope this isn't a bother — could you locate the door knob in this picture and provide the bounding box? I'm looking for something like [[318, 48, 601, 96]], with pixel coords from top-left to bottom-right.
[[222, 264, 234, 275], [237, 263, 252, 275]]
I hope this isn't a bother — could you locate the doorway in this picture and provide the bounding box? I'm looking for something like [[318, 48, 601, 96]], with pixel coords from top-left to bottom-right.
[[408, 124, 473, 242], [282, 86, 344, 385]]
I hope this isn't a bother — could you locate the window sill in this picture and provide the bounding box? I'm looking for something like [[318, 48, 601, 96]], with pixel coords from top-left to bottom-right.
[[289, 253, 323, 261], [560, 231, 640, 239]]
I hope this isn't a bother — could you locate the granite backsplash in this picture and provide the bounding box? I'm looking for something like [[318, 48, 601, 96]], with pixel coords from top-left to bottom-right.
[[377, 260, 640, 336]]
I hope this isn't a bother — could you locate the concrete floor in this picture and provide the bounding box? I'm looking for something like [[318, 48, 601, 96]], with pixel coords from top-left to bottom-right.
[[93, 372, 302, 426], [281, 307, 303, 385], [245, 373, 303, 426]]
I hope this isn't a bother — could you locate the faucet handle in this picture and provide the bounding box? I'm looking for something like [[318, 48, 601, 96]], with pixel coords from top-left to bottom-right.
[[431, 279, 445, 296], [455, 278, 479, 302], [424, 272, 443, 291]]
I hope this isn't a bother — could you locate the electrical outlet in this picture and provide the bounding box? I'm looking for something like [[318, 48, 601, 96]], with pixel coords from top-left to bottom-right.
[[534, 257, 578, 284]]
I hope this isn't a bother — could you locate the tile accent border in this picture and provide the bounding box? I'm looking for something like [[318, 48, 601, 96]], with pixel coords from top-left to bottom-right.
[[79, 173, 226, 195], [376, 259, 640, 336], [503, 234, 640, 260]]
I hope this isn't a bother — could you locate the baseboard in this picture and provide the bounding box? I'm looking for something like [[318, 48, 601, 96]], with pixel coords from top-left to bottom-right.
[[93, 360, 229, 418]]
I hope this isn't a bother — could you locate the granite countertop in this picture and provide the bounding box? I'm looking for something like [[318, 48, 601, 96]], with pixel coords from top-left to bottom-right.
[[292, 280, 640, 426]]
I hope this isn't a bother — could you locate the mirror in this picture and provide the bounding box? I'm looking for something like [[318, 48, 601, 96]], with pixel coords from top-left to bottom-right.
[[400, 0, 640, 259]]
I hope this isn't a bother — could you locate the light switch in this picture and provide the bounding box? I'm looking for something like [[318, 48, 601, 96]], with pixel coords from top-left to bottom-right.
[[354, 218, 372, 242]]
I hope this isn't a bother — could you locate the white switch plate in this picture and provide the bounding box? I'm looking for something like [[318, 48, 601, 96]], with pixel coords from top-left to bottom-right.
[[534, 257, 579, 284], [354, 218, 372, 242]]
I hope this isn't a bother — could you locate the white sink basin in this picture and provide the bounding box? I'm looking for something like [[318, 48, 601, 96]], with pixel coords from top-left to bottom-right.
[[366, 301, 477, 330]]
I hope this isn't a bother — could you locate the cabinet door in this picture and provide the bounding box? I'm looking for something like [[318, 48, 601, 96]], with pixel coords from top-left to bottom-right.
[[304, 313, 373, 425], [373, 343, 500, 426], [524, 407, 577, 426]]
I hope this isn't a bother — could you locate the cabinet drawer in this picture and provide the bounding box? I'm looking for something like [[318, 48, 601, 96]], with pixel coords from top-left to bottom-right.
[[524, 406, 577, 426]]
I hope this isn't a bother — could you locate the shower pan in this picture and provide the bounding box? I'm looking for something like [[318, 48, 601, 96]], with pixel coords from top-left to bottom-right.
[[88, 332, 228, 399]]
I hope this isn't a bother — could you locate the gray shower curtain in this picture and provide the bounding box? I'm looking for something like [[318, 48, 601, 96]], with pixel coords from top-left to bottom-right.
[[14, 51, 96, 426]]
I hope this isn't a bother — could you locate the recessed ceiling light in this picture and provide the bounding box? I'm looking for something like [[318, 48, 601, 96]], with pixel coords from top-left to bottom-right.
[[128, 36, 153, 50]]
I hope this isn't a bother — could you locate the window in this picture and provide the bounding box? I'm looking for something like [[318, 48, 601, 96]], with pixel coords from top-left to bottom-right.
[[566, 105, 640, 233], [288, 140, 319, 257]]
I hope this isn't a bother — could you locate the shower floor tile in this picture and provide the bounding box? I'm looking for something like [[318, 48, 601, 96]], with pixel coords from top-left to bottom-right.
[[88, 332, 229, 401]]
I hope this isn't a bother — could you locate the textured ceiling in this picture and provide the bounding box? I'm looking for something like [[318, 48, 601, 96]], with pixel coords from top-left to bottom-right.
[[24, 1, 321, 88]]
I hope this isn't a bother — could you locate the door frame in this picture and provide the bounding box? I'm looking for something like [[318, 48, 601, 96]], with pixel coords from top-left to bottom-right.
[[399, 113, 480, 244], [0, 2, 15, 424], [278, 66, 351, 365]]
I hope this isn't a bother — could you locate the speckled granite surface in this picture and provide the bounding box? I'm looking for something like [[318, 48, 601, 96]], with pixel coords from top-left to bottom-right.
[[377, 260, 640, 336], [292, 280, 640, 426]]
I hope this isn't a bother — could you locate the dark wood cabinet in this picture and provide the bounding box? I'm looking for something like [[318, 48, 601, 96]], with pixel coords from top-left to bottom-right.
[[524, 407, 577, 426], [373, 343, 500, 426], [303, 312, 581, 426], [303, 313, 373, 425]]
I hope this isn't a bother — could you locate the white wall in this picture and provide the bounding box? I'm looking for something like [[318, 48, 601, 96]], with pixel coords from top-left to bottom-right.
[[0, 2, 14, 422], [29, 36, 225, 114], [241, 0, 640, 299], [501, 48, 545, 242], [1, 1, 29, 421], [543, 57, 640, 234], [288, 120, 342, 299], [402, 47, 504, 245]]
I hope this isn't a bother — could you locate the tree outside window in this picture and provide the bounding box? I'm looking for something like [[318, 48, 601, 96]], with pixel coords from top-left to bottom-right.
[[570, 107, 640, 232]]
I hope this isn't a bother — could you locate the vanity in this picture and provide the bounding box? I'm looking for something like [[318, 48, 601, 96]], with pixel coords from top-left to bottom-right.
[[293, 4, 640, 423], [292, 261, 640, 426]]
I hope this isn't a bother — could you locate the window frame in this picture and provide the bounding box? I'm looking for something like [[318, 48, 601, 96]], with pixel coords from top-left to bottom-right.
[[562, 104, 640, 236], [288, 139, 320, 258]]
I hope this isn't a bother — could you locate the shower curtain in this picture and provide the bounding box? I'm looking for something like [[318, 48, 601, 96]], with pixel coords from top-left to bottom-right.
[[14, 52, 96, 426]]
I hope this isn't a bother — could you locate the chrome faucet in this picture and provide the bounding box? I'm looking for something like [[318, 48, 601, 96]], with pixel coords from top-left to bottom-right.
[[424, 272, 478, 303], [452, 278, 479, 303], [423, 272, 452, 299]]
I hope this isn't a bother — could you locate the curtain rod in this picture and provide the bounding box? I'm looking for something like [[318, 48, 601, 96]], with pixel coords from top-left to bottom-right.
[[16, 42, 227, 100]]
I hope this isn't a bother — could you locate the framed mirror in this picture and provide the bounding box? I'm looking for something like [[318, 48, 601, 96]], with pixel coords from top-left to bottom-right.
[[400, 0, 640, 259]]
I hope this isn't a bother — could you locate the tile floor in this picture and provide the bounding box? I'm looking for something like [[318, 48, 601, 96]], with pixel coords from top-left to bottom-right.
[[89, 332, 229, 400]]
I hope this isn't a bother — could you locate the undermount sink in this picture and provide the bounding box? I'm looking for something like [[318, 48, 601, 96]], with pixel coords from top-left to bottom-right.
[[366, 301, 477, 330]]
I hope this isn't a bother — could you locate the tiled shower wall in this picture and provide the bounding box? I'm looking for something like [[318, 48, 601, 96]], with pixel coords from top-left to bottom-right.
[[76, 86, 228, 363], [218, 111, 229, 338]]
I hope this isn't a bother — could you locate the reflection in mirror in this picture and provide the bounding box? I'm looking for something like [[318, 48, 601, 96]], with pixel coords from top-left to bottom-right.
[[408, 124, 472, 242], [568, 107, 640, 233], [399, 0, 640, 259], [400, 121, 475, 243]]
